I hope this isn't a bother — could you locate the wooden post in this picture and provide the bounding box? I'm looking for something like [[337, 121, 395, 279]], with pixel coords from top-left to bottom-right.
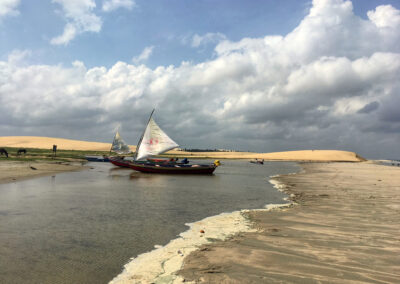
[[52, 145, 57, 157]]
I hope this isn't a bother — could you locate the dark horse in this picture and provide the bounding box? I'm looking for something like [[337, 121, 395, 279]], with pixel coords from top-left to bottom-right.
[[17, 149, 27, 155], [0, 148, 8, 158]]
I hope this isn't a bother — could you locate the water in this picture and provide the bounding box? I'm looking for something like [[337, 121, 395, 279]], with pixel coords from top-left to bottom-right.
[[0, 160, 298, 284]]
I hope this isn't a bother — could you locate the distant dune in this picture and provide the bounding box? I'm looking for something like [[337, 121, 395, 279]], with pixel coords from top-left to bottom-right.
[[0, 136, 365, 162], [0, 136, 119, 151]]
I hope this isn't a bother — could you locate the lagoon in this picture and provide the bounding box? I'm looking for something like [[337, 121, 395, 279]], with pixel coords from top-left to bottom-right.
[[0, 160, 298, 283]]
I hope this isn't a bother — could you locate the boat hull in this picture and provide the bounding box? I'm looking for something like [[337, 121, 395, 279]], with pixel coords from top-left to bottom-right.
[[85, 156, 110, 162], [109, 158, 216, 174]]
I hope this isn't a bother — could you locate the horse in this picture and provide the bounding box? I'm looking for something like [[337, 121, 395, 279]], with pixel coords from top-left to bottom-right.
[[17, 149, 27, 155], [0, 148, 8, 158]]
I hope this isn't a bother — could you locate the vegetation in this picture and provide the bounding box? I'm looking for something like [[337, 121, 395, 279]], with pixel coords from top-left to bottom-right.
[[0, 147, 110, 162]]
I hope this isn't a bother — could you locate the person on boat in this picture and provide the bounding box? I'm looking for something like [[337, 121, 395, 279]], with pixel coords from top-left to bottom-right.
[[182, 158, 189, 164]]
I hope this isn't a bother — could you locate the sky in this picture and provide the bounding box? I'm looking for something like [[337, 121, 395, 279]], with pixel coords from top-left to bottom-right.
[[0, 0, 400, 159]]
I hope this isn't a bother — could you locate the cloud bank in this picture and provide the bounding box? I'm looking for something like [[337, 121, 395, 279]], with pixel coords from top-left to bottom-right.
[[1, 0, 400, 158]]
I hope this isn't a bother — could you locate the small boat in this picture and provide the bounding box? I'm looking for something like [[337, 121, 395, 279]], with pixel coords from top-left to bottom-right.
[[109, 109, 219, 174], [109, 157, 217, 174], [85, 155, 110, 162], [110, 130, 132, 155], [250, 159, 264, 164]]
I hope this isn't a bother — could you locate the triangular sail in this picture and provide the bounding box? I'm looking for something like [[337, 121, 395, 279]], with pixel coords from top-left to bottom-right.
[[136, 117, 179, 160], [111, 131, 131, 154]]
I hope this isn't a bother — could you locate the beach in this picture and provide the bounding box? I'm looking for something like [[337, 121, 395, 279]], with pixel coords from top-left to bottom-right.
[[177, 162, 400, 283], [3, 136, 397, 283], [0, 161, 86, 184]]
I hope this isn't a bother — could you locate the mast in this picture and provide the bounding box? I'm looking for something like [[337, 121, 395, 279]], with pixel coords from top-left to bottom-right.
[[134, 108, 155, 161]]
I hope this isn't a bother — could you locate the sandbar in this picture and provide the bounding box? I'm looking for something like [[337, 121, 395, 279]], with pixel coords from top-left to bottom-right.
[[0, 161, 86, 184], [178, 162, 400, 283]]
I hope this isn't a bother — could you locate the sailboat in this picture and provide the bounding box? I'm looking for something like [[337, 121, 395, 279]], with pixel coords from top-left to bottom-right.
[[110, 131, 132, 155], [109, 110, 219, 174], [85, 131, 131, 162]]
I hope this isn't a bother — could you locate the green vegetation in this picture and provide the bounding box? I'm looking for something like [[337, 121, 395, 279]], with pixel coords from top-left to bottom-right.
[[0, 147, 110, 162]]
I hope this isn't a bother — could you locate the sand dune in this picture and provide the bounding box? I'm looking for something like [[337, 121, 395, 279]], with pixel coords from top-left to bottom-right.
[[0, 136, 126, 151], [0, 136, 365, 162]]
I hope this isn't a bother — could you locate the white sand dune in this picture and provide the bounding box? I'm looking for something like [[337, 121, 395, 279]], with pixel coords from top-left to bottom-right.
[[0, 136, 365, 162]]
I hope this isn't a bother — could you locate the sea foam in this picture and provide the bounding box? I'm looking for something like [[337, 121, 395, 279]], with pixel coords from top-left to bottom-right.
[[110, 173, 295, 284]]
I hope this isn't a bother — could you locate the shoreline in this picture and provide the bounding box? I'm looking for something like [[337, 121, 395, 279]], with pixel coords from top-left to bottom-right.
[[109, 164, 300, 283], [177, 162, 400, 283], [0, 160, 87, 184]]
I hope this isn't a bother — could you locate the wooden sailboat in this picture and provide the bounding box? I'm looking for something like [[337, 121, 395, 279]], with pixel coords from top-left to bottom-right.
[[109, 110, 219, 174]]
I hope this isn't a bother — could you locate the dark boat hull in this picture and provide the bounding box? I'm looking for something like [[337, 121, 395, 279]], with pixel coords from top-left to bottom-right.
[[109, 157, 216, 174], [85, 156, 110, 162], [250, 160, 264, 164]]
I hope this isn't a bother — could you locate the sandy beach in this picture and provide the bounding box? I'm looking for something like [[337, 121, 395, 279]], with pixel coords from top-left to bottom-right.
[[177, 162, 400, 283], [0, 161, 86, 184]]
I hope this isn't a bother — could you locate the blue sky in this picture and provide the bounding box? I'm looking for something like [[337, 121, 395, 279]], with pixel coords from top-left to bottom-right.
[[2, 0, 397, 68], [1, 0, 400, 158]]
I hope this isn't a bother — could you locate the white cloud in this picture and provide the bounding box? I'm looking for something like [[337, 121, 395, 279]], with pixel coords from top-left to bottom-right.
[[0, 0, 20, 17], [367, 5, 400, 28], [1, 0, 400, 158], [191, 32, 227, 48], [132, 46, 154, 64], [51, 0, 102, 45], [102, 0, 135, 12]]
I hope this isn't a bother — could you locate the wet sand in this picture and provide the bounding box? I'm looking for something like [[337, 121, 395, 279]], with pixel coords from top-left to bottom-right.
[[0, 161, 86, 184], [178, 162, 400, 283]]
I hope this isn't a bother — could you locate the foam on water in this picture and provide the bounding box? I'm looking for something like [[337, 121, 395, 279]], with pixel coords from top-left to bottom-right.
[[110, 173, 296, 284], [109, 211, 256, 284]]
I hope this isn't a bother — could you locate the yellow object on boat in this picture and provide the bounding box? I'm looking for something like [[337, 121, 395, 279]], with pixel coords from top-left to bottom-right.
[[214, 160, 221, 166]]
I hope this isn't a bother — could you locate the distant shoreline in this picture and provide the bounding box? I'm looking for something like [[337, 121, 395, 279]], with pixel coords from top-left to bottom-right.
[[0, 136, 365, 162]]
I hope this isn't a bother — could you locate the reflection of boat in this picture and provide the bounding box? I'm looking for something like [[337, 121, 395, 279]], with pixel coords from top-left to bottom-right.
[[250, 159, 264, 164], [85, 155, 110, 162], [109, 110, 219, 174]]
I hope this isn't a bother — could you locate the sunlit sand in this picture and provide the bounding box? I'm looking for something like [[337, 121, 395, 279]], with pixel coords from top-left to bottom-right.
[[0, 136, 364, 162]]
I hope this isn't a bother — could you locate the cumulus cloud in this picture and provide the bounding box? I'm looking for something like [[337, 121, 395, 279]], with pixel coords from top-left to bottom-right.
[[0, 0, 20, 17], [1, 0, 400, 158], [132, 46, 154, 64], [367, 5, 400, 28], [102, 0, 135, 12], [51, 0, 102, 45]]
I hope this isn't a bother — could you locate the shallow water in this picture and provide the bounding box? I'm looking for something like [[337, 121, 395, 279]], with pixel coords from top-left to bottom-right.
[[0, 160, 298, 284]]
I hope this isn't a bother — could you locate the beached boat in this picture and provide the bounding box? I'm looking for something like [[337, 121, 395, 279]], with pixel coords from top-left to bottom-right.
[[85, 155, 110, 162], [109, 110, 219, 174], [109, 157, 217, 174], [250, 159, 264, 164]]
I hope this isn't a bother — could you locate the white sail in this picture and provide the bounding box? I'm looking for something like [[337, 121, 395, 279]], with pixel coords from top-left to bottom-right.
[[136, 117, 179, 160], [111, 131, 131, 154]]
